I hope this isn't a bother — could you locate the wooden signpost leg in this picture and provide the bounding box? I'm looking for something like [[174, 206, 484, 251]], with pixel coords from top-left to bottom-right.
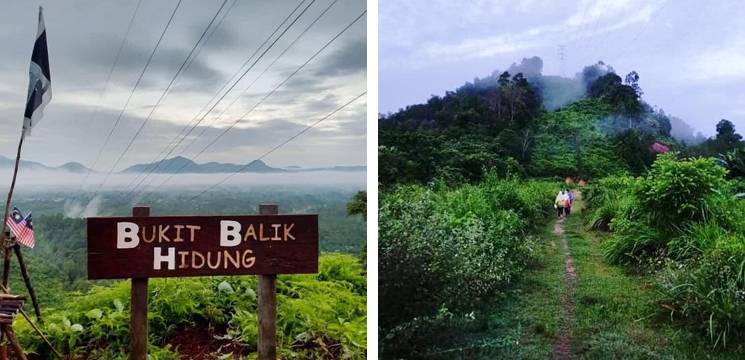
[[257, 203, 278, 360], [129, 206, 149, 360]]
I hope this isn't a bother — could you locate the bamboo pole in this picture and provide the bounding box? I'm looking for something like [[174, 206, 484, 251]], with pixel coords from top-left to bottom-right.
[[0, 130, 25, 255], [0, 130, 25, 360], [12, 246, 41, 322]]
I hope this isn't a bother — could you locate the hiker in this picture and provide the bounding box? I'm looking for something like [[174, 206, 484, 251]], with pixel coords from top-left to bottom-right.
[[565, 189, 575, 216], [564, 189, 573, 217], [554, 190, 566, 218]]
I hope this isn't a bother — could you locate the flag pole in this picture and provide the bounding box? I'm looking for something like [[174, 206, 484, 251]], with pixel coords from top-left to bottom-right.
[[0, 129, 25, 288], [0, 128, 42, 323]]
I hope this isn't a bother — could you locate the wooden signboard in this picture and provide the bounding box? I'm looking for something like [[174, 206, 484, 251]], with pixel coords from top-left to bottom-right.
[[87, 213, 319, 279], [87, 205, 318, 360]]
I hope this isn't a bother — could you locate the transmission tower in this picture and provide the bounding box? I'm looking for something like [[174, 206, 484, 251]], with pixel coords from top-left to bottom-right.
[[558, 45, 567, 76]]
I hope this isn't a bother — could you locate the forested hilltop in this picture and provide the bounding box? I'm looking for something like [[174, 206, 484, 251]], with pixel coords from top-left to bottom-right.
[[379, 57, 745, 358], [380, 56, 743, 185]]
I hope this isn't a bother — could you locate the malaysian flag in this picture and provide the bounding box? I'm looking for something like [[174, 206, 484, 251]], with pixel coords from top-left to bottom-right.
[[6, 207, 34, 249], [23, 6, 52, 137]]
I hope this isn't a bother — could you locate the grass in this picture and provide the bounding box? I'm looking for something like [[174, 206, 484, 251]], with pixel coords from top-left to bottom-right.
[[438, 195, 745, 359], [565, 208, 743, 359]]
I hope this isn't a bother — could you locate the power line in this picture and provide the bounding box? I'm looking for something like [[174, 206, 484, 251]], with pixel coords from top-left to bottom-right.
[[94, 0, 231, 195], [116, 0, 240, 192], [88, 0, 183, 197], [127, 0, 341, 196], [186, 91, 366, 201], [73, 0, 143, 197], [141, 9, 366, 196], [123, 0, 313, 194], [121, 0, 315, 194]]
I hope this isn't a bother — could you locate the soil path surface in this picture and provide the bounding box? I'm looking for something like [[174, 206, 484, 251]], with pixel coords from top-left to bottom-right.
[[552, 216, 577, 360]]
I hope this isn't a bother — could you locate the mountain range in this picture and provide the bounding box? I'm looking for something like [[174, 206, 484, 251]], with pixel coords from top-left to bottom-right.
[[0, 155, 365, 174]]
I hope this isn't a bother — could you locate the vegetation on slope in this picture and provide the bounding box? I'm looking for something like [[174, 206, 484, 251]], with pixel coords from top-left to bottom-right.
[[16, 253, 366, 359]]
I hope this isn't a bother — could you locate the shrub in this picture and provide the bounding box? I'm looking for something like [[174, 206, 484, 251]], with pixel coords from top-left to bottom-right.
[[379, 177, 557, 356], [16, 254, 366, 359], [637, 155, 727, 230]]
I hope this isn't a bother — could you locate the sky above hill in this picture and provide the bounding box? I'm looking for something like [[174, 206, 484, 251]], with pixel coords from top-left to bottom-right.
[[380, 0, 745, 137], [0, 0, 366, 169]]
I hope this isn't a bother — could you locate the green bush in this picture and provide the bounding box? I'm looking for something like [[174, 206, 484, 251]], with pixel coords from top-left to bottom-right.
[[586, 155, 745, 348], [638, 155, 727, 230], [379, 176, 557, 356], [15, 254, 366, 359]]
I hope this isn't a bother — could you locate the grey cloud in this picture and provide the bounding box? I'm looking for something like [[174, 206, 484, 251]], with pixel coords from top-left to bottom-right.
[[0, 0, 366, 170], [314, 39, 366, 76]]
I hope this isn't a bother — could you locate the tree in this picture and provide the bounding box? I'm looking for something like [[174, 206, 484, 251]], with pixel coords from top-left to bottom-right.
[[697, 119, 745, 157], [624, 70, 643, 97], [715, 119, 742, 144], [611, 129, 656, 175], [346, 191, 366, 220], [589, 73, 642, 117]]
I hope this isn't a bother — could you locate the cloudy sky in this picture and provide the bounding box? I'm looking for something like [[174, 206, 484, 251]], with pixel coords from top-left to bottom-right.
[[380, 0, 744, 137], [0, 0, 366, 170]]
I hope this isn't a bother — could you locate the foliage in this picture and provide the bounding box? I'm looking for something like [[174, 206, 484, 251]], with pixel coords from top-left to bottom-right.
[[529, 99, 627, 178], [379, 70, 542, 186], [585, 155, 745, 348], [346, 191, 367, 220], [637, 155, 727, 230], [378, 176, 556, 356], [688, 119, 745, 159], [15, 254, 366, 359]]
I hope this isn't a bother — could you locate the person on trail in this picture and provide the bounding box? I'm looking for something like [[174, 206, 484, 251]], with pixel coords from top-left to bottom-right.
[[564, 190, 574, 217], [565, 189, 575, 216], [554, 190, 566, 218]]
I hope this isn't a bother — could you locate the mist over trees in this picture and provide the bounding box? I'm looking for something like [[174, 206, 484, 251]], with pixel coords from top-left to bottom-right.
[[379, 57, 745, 186]]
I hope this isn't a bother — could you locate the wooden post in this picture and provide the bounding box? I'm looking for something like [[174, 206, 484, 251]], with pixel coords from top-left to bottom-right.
[[129, 206, 149, 360], [0, 330, 6, 360], [3, 325, 26, 360], [0, 249, 9, 289], [257, 203, 278, 360]]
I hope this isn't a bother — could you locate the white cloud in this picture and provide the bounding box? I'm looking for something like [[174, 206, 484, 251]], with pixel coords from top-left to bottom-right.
[[381, 0, 668, 68], [684, 34, 745, 81]]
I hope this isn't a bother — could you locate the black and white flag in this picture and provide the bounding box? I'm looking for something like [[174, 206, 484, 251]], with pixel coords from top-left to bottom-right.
[[23, 6, 51, 137]]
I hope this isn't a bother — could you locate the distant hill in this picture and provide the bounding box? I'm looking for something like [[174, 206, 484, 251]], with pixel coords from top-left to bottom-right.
[[121, 156, 366, 174], [0, 155, 92, 173], [121, 156, 283, 174], [0, 155, 365, 174]]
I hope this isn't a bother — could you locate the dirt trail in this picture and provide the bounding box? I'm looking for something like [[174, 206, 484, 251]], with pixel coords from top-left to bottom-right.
[[553, 215, 578, 359]]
